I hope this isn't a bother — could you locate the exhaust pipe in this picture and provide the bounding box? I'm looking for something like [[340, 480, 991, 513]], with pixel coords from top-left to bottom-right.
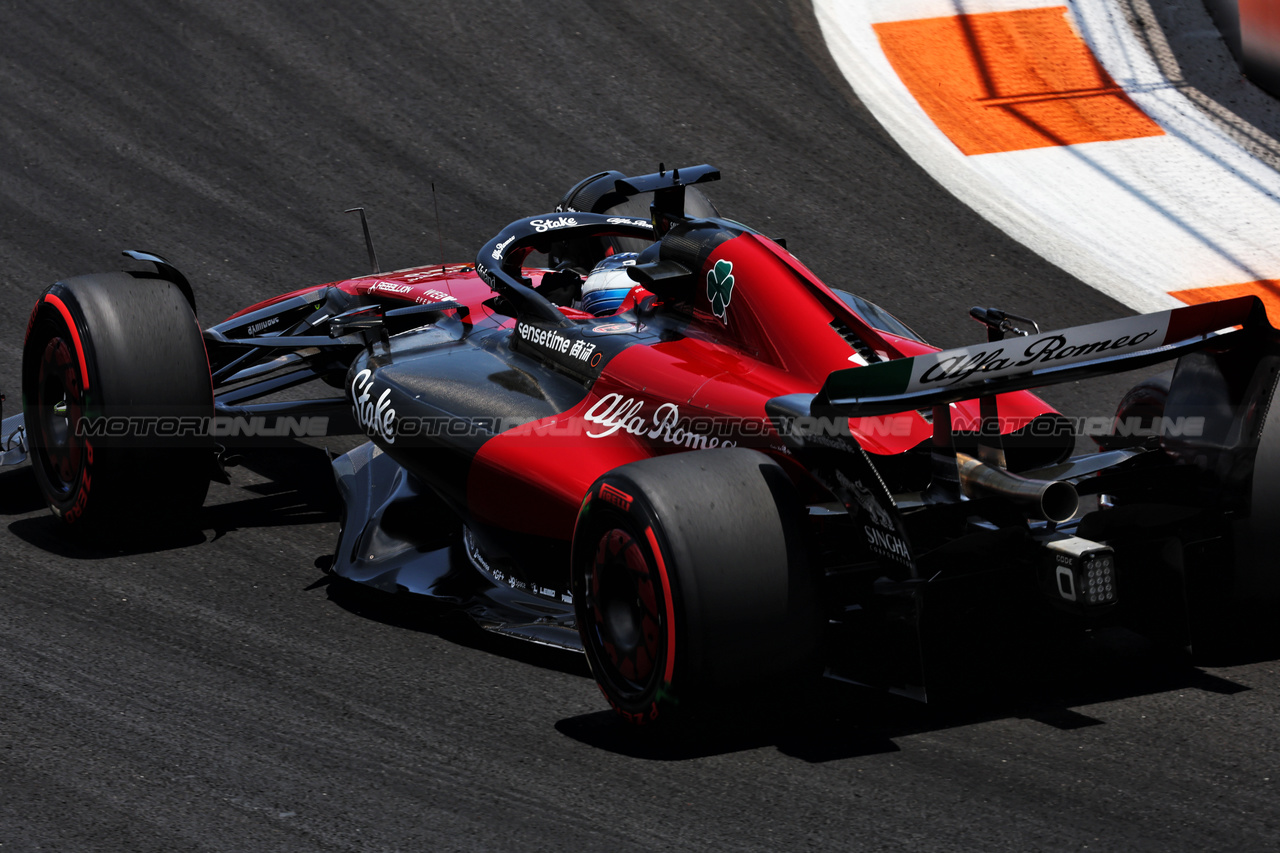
[[955, 453, 1080, 523]]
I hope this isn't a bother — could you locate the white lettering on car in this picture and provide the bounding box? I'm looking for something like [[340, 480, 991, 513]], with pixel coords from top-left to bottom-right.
[[530, 216, 577, 233], [915, 323, 1162, 388], [491, 235, 515, 260], [351, 368, 397, 444], [583, 393, 737, 449]]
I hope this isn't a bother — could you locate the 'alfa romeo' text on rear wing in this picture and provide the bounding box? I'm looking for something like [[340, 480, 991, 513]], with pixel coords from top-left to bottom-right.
[[811, 296, 1273, 417]]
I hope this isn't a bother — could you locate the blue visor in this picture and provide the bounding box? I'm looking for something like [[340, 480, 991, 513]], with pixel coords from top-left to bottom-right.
[[580, 288, 632, 316]]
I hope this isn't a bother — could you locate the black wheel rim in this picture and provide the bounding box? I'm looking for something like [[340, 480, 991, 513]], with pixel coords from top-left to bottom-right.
[[584, 527, 664, 699], [36, 335, 84, 498]]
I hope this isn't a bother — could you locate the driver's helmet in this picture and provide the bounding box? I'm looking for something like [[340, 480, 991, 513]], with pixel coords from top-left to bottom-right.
[[579, 252, 638, 316]]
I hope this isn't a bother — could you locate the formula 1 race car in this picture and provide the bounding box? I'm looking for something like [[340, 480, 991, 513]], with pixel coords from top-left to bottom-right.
[[6, 164, 1279, 725]]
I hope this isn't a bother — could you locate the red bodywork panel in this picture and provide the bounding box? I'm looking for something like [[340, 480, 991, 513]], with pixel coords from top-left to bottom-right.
[[463, 233, 1055, 538], [223, 235, 1057, 540], [223, 236, 1058, 540]]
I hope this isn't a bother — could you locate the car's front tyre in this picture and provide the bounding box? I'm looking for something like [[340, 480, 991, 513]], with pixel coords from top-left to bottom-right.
[[22, 272, 213, 534]]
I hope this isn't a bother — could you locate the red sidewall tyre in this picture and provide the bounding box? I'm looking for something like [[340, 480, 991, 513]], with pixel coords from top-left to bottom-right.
[[572, 449, 820, 726], [573, 491, 681, 725], [22, 273, 213, 532]]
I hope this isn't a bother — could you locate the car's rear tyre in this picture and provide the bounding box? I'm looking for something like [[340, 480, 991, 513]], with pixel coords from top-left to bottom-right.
[[1232, 361, 1280, 607], [571, 448, 820, 726], [22, 272, 213, 533], [1097, 371, 1172, 451]]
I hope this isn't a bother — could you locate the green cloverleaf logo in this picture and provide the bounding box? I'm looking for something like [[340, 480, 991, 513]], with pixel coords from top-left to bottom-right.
[[706, 259, 735, 321]]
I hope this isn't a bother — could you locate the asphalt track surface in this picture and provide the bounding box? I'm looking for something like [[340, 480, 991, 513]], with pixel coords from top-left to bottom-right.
[[0, 3, 1276, 851]]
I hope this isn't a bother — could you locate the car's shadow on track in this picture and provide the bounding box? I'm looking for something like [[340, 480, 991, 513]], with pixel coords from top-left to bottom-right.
[[7, 454, 1272, 764], [554, 626, 1262, 763], [200, 443, 343, 537], [0, 466, 45, 515], [1, 465, 211, 556], [317, 574, 591, 679], [2, 442, 342, 557]]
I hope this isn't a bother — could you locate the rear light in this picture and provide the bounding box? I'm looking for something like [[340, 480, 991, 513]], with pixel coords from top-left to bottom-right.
[[1042, 534, 1117, 610], [1077, 553, 1117, 605]]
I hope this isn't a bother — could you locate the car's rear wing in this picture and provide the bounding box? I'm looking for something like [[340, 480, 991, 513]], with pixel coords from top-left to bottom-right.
[[810, 296, 1273, 417]]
